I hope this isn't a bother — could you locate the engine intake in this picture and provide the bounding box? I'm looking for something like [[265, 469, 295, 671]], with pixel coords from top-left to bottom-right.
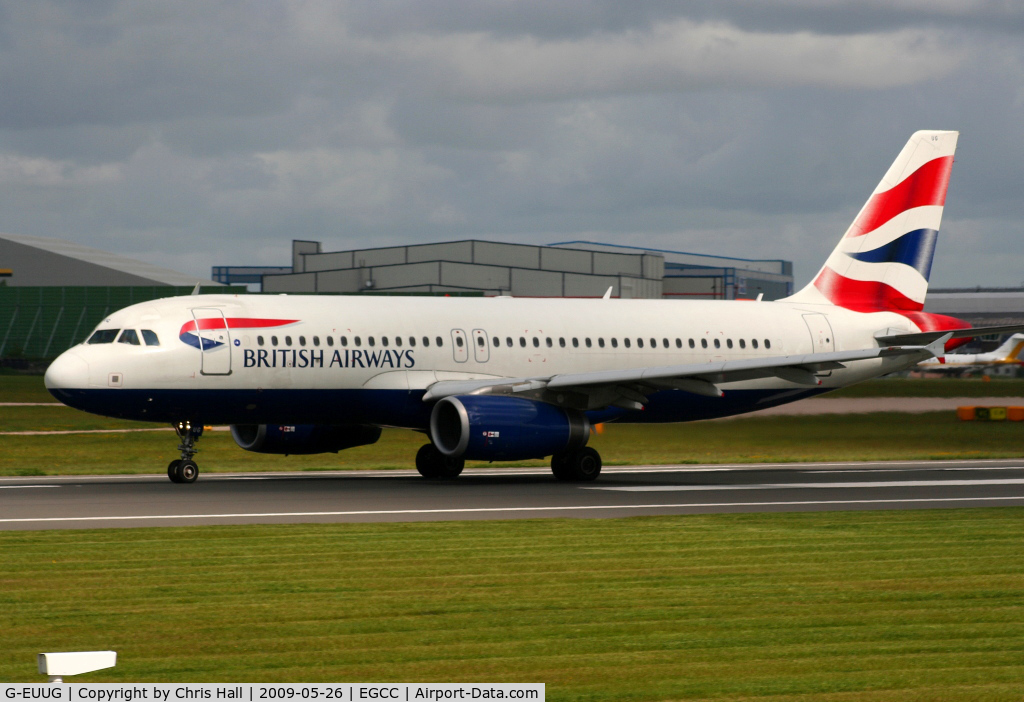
[[230, 424, 381, 455], [430, 395, 589, 461]]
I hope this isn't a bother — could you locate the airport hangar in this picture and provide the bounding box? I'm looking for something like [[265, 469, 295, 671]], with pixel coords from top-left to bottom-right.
[[3, 231, 1023, 361]]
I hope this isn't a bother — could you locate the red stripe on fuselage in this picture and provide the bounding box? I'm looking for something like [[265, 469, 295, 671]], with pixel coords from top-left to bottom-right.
[[847, 156, 953, 238], [179, 318, 298, 335]]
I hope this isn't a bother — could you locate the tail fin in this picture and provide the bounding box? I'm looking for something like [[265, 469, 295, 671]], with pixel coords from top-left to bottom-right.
[[996, 334, 1024, 362], [786, 130, 958, 312]]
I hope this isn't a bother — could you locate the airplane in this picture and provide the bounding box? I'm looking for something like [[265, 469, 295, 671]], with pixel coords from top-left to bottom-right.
[[44, 130, 1024, 484], [917, 333, 1024, 372]]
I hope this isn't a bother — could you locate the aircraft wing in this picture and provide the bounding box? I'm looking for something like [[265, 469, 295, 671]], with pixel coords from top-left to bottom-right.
[[421, 340, 945, 411], [875, 323, 1024, 347]]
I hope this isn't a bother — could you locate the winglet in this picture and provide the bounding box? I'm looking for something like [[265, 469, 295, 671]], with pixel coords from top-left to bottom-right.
[[925, 332, 953, 359]]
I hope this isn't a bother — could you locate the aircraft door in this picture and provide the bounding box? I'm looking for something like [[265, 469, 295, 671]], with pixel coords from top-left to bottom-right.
[[802, 313, 834, 376], [191, 308, 232, 375], [472, 329, 489, 363], [450, 329, 469, 363]]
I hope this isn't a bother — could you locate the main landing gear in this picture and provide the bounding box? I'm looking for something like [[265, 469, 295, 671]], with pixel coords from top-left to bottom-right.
[[167, 420, 203, 484], [551, 447, 602, 482], [415, 444, 465, 479]]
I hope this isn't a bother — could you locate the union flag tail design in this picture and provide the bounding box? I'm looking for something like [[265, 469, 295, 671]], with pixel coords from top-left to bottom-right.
[[787, 130, 958, 314]]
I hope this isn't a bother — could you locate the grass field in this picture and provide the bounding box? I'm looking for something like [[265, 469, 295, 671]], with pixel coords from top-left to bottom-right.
[[2, 510, 1024, 697]]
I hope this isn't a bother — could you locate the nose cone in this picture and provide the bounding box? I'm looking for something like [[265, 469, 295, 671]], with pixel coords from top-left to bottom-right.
[[45, 350, 89, 397]]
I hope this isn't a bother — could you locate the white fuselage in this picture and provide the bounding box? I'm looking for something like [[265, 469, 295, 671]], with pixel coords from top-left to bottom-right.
[[45, 293, 922, 427]]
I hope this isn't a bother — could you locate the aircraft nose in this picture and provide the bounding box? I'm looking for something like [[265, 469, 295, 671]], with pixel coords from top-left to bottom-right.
[[44, 350, 89, 393]]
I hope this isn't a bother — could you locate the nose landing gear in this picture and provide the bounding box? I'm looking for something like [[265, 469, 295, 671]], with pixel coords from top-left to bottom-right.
[[167, 421, 203, 483]]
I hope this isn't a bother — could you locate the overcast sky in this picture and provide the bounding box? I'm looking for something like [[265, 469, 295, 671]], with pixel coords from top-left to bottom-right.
[[1, 1, 1022, 288]]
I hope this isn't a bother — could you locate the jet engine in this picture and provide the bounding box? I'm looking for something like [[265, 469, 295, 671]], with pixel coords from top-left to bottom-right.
[[429, 395, 590, 461], [230, 424, 382, 455]]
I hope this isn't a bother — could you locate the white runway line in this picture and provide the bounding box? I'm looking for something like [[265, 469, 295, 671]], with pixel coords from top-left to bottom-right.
[[2, 496, 1024, 524], [587, 478, 1024, 492]]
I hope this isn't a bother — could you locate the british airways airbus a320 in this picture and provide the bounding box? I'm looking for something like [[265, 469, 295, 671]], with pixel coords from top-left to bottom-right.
[[44, 131, 1021, 484]]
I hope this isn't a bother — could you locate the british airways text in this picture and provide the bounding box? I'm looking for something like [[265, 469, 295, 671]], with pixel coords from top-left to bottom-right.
[[243, 348, 415, 369]]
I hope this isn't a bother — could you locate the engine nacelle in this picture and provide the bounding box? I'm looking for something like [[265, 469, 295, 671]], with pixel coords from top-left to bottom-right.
[[430, 395, 590, 461], [230, 424, 381, 455]]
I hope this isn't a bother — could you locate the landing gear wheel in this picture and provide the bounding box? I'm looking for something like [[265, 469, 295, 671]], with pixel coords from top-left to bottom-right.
[[178, 460, 199, 484], [552, 447, 602, 482], [167, 460, 182, 483], [416, 444, 465, 479]]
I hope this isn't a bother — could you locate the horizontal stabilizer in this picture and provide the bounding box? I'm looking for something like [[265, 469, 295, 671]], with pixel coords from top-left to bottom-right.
[[875, 323, 1024, 347]]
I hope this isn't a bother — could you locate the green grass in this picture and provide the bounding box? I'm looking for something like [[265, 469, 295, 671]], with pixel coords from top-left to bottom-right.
[[827, 378, 1024, 398], [2, 510, 1024, 697], [2, 412, 1022, 476]]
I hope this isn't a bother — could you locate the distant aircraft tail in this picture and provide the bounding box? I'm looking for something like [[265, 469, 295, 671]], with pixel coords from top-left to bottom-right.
[[786, 130, 958, 313], [995, 333, 1024, 362]]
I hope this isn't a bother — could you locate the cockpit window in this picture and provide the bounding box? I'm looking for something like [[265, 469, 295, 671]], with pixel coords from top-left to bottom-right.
[[118, 329, 141, 346], [141, 330, 160, 346], [87, 329, 120, 344]]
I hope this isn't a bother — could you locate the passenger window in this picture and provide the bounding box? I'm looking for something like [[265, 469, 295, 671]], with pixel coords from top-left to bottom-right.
[[585, 338, 592, 348], [257, 335, 265, 346], [572, 338, 579, 348], [141, 330, 160, 346], [689, 339, 695, 348], [726, 339, 733, 349], [436, 336, 443, 347], [624, 338, 631, 348], [533, 337, 539, 348], [272, 336, 279, 346], [299, 336, 306, 346], [520, 337, 526, 347], [368, 337, 376, 347], [611, 338, 618, 348], [545, 337, 552, 348], [663, 338, 669, 348], [312, 336, 320, 346], [478, 337, 485, 347], [354, 336, 361, 347], [714, 339, 721, 349], [87, 329, 120, 344], [118, 329, 141, 345], [423, 336, 430, 347], [752, 339, 758, 349], [382, 337, 389, 347], [739, 339, 746, 349], [598, 338, 605, 348], [340, 336, 348, 347], [327, 336, 334, 346], [492, 337, 499, 347], [765, 339, 771, 349], [651, 338, 657, 348], [701, 339, 708, 349], [506, 337, 513, 347], [409, 337, 416, 346], [559, 337, 565, 348], [456, 337, 464, 348], [395, 336, 402, 347], [637, 338, 643, 348], [285, 336, 293, 346]]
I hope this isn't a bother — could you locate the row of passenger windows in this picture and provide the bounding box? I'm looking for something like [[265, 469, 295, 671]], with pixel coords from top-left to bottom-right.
[[87, 329, 161, 346], [255, 333, 771, 351]]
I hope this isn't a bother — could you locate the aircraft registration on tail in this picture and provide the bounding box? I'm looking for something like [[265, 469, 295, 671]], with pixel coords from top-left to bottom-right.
[[44, 130, 1024, 484]]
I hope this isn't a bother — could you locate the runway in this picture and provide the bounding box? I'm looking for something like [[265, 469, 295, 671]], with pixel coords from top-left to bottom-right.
[[3, 459, 1024, 530]]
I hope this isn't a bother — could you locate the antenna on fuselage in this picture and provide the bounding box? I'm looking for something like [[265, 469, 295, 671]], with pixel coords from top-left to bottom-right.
[[602, 287, 613, 300], [191, 283, 202, 296]]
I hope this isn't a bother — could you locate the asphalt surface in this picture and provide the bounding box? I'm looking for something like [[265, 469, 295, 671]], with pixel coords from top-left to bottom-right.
[[3, 459, 1024, 530]]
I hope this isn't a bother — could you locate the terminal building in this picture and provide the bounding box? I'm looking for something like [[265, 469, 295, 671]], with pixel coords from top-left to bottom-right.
[[246, 239, 794, 301]]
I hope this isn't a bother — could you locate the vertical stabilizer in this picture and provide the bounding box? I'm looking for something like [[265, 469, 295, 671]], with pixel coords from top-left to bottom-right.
[[786, 130, 958, 311]]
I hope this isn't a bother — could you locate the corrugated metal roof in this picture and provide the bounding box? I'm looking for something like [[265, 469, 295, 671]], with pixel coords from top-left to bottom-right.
[[0, 232, 220, 286]]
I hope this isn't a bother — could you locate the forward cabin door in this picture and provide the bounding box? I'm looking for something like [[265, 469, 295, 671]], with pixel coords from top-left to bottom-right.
[[191, 308, 232, 375], [802, 313, 834, 376]]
